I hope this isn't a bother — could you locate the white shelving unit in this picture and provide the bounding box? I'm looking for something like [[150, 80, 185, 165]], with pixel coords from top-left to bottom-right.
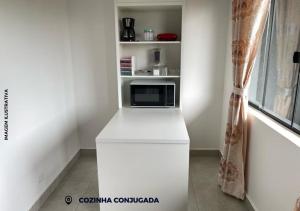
[[97, 3, 189, 211], [115, 0, 185, 108]]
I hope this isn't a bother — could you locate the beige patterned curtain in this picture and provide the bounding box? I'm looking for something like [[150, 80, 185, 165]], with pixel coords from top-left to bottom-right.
[[218, 0, 271, 199], [295, 197, 300, 211], [273, 0, 300, 118]]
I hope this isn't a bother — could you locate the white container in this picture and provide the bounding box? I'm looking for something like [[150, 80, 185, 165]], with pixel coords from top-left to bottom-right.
[[144, 28, 154, 41], [144, 29, 149, 41], [153, 68, 160, 76], [149, 29, 154, 41], [96, 108, 190, 211]]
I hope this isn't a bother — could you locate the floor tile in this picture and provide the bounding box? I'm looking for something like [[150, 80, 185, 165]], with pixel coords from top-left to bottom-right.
[[40, 197, 78, 211], [190, 156, 249, 211], [40, 154, 250, 211], [188, 179, 199, 211]]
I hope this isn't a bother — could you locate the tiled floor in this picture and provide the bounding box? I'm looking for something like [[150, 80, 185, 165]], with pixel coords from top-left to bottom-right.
[[40, 154, 249, 211]]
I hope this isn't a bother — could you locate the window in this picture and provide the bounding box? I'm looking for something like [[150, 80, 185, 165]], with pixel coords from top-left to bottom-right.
[[249, 0, 300, 134]]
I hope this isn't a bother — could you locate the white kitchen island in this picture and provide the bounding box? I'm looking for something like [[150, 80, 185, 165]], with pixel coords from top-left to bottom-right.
[[95, 108, 190, 211]]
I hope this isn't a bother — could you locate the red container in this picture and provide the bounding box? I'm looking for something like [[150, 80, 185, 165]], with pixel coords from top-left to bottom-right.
[[157, 33, 177, 41]]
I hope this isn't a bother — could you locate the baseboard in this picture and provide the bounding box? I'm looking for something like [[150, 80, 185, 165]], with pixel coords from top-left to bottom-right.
[[190, 149, 220, 157], [29, 150, 80, 211], [245, 194, 257, 211]]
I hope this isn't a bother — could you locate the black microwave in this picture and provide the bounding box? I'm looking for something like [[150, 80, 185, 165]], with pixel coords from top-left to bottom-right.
[[130, 80, 175, 107]]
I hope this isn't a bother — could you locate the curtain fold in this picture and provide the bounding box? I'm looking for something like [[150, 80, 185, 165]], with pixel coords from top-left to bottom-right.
[[295, 197, 300, 211], [218, 0, 271, 199], [273, 0, 300, 119]]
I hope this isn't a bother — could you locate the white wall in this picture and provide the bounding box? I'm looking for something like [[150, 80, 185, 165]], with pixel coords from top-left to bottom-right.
[[219, 1, 233, 151], [0, 0, 80, 210], [181, 0, 230, 149], [219, 3, 300, 210], [68, 0, 230, 149], [67, 0, 118, 149], [246, 110, 300, 211]]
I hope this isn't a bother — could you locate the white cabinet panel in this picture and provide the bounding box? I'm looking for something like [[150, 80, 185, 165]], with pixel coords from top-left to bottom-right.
[[95, 108, 190, 211], [97, 143, 189, 211]]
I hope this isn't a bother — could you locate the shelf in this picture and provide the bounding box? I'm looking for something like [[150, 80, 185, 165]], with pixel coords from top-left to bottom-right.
[[116, 3, 183, 108], [120, 75, 180, 78], [119, 41, 181, 45]]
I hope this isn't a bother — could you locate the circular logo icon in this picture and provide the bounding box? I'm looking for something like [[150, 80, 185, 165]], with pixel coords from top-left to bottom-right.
[[65, 195, 72, 205]]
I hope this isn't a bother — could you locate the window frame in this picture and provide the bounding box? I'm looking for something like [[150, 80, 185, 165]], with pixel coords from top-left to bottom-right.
[[249, 0, 300, 136]]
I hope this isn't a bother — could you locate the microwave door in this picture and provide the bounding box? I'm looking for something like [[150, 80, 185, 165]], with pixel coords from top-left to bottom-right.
[[131, 85, 164, 107]]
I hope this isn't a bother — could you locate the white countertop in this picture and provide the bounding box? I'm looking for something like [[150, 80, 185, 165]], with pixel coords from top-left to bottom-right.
[[96, 108, 190, 144]]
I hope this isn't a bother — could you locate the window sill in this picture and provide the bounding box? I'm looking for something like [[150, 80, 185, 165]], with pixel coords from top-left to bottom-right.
[[248, 107, 300, 148]]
